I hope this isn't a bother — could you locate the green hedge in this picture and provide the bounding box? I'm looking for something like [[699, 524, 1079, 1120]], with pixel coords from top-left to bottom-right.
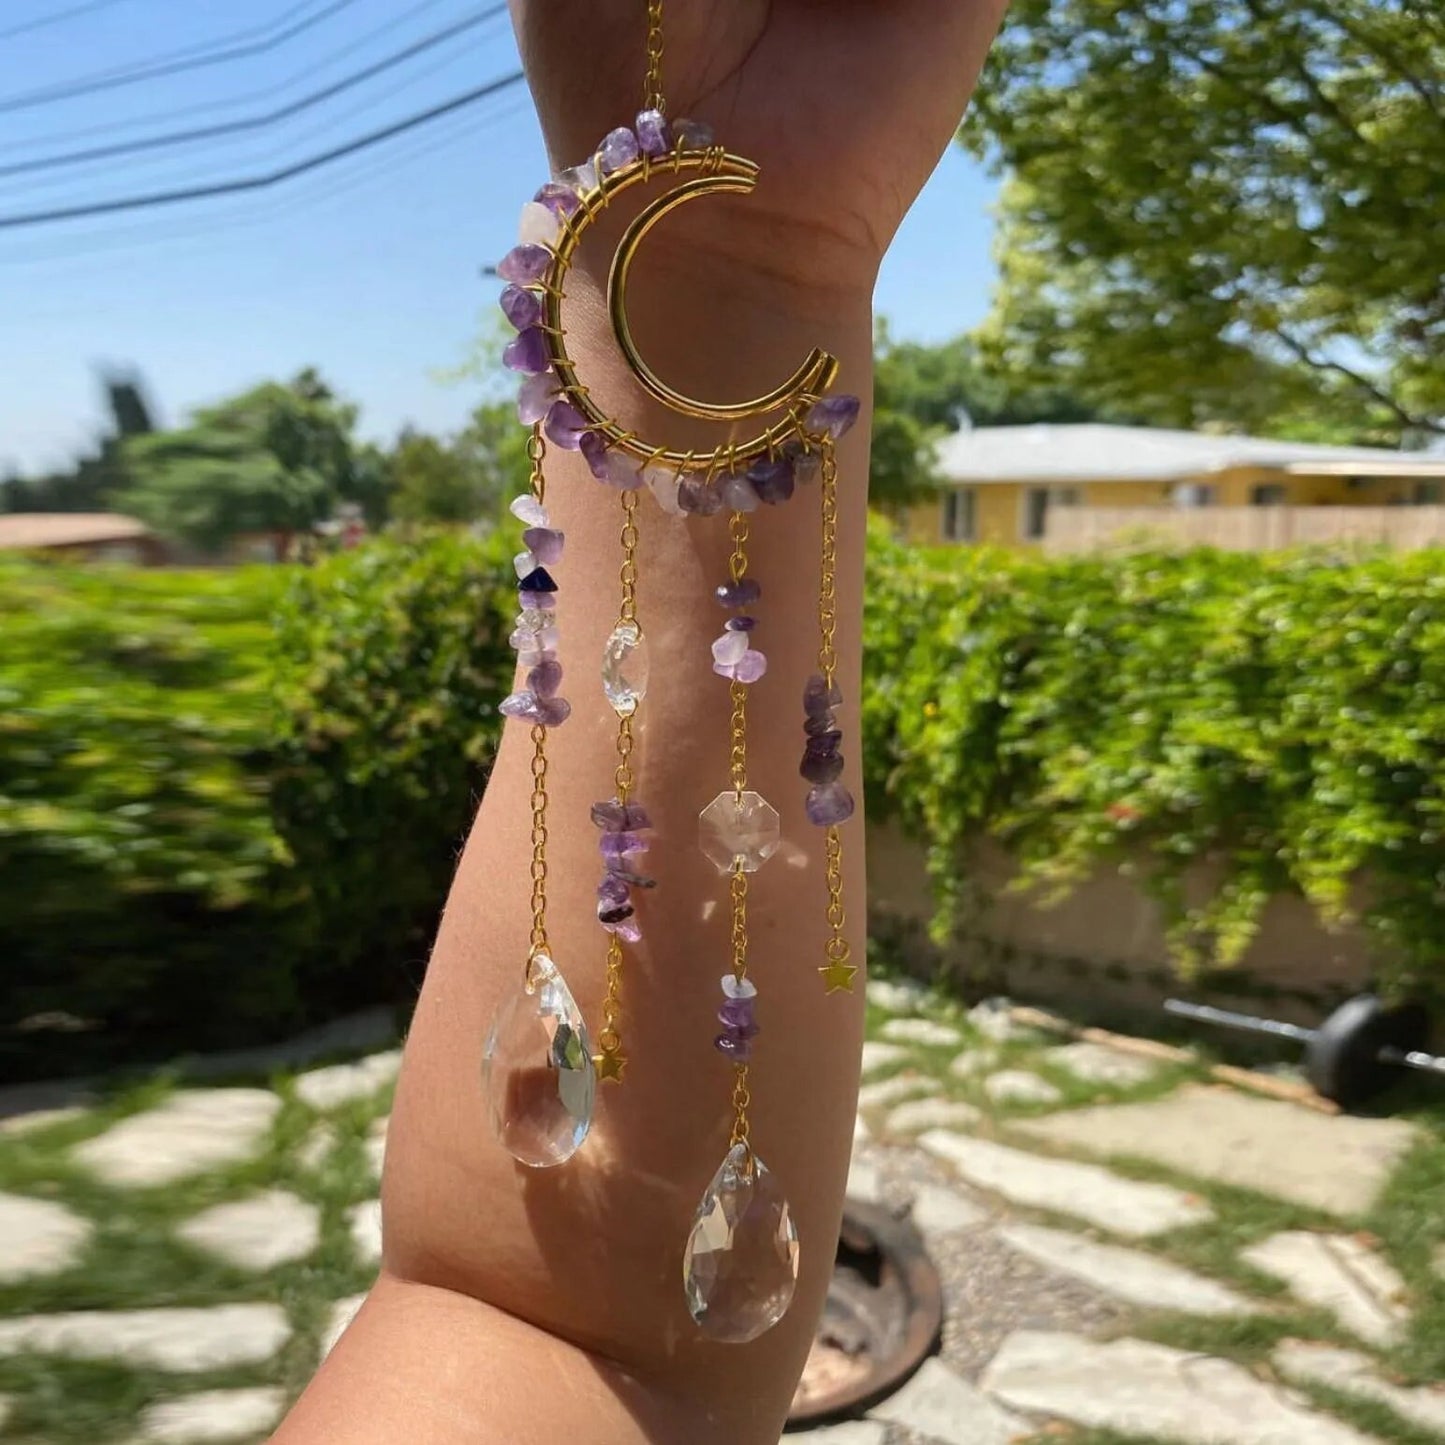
[[3, 531, 1441, 1076], [863, 527, 1445, 1000], [0, 536, 514, 1079]]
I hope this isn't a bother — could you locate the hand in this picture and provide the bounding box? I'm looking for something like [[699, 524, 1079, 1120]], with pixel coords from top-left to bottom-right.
[[510, 0, 1011, 294]]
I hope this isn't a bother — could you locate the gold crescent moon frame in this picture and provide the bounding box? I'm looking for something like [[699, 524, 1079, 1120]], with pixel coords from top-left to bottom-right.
[[539, 146, 839, 472]]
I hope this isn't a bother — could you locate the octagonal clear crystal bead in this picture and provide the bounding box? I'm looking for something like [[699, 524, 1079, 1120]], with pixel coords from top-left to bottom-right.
[[698, 790, 780, 873]]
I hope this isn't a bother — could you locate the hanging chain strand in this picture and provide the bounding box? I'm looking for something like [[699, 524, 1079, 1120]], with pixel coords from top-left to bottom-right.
[[818, 436, 854, 989], [726, 505, 753, 1145], [643, 0, 666, 113], [597, 488, 641, 1081], [525, 424, 550, 970]]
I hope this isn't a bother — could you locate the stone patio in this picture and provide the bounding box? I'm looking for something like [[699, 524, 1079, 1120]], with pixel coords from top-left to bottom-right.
[[0, 999, 1437, 1445]]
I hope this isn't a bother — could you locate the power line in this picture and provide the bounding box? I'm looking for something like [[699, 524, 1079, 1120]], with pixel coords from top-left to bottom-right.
[[0, 4, 508, 181], [0, 70, 527, 232], [0, 0, 364, 117], [9, 0, 457, 152], [0, 0, 132, 43]]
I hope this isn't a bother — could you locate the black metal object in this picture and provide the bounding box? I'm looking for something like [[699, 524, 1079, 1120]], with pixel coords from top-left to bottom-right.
[[1164, 993, 1444, 1109], [786, 1201, 943, 1428]]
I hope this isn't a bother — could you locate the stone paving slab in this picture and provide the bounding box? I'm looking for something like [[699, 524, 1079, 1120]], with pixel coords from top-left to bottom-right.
[[133, 1386, 284, 1443], [860, 1042, 911, 1074], [176, 1189, 321, 1272], [0, 1191, 92, 1282], [884, 1099, 981, 1137], [320, 1294, 367, 1360], [348, 1199, 383, 1268], [0, 1304, 289, 1371], [880, 1019, 963, 1049], [1018, 1084, 1417, 1216], [0, 1105, 87, 1137], [1275, 1339, 1445, 1436], [795, 1420, 885, 1445], [866, 979, 929, 1013], [856, 1074, 940, 1111], [983, 1071, 1061, 1106], [846, 1157, 884, 1205], [296, 1123, 336, 1173], [997, 1221, 1260, 1317], [908, 1181, 990, 1237], [1242, 1231, 1409, 1346], [919, 1131, 1212, 1237], [983, 1331, 1381, 1445], [364, 1115, 389, 1179], [293, 1050, 402, 1111], [949, 1049, 998, 1079], [1045, 1040, 1161, 1087], [73, 1090, 281, 1188], [870, 1357, 1028, 1444]]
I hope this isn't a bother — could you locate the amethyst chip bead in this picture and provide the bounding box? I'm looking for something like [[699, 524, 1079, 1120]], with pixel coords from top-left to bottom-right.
[[522, 527, 564, 565], [805, 782, 855, 826], [747, 455, 795, 505], [806, 394, 861, 440], [715, 577, 761, 609], [503, 328, 550, 375], [500, 284, 542, 331], [599, 126, 640, 174], [496, 243, 552, 284], [544, 399, 590, 450], [591, 799, 652, 832], [635, 109, 670, 157], [534, 181, 581, 217]]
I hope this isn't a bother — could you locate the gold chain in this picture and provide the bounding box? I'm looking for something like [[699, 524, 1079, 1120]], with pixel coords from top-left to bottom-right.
[[729, 1061, 751, 1147], [817, 436, 854, 990], [728, 509, 750, 799], [818, 437, 839, 686], [727, 502, 754, 1142], [525, 423, 550, 966], [598, 489, 642, 1081], [644, 0, 665, 113]]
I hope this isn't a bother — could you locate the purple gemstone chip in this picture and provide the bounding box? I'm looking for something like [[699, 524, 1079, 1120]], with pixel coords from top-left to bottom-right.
[[805, 781, 855, 826], [496, 243, 552, 284], [635, 109, 670, 157], [503, 327, 550, 375], [715, 578, 762, 609]]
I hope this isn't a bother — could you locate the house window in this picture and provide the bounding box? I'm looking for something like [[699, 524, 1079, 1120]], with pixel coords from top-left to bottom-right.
[[1021, 486, 1078, 541], [1174, 483, 1216, 508], [1250, 483, 1288, 506], [942, 489, 976, 542], [1412, 480, 1442, 505]]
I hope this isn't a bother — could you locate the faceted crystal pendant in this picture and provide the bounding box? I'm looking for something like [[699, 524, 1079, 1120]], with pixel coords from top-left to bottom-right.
[[482, 953, 595, 1168], [602, 621, 649, 716], [699, 790, 780, 874], [683, 1142, 799, 1343]]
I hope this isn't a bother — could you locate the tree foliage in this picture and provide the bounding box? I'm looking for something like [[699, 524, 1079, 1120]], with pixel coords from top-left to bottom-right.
[[117, 369, 382, 553], [966, 0, 1444, 442]]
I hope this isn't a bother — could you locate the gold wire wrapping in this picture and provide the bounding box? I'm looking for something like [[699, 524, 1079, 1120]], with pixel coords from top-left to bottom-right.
[[525, 423, 551, 967], [537, 152, 839, 469], [817, 436, 856, 992], [596, 488, 643, 1083]]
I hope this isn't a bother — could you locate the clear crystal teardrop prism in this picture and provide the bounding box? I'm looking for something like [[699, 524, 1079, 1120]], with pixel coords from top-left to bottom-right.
[[482, 952, 596, 1168], [683, 1140, 800, 1342]]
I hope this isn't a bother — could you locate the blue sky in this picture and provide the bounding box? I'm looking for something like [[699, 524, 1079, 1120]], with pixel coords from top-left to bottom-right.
[[0, 0, 998, 475]]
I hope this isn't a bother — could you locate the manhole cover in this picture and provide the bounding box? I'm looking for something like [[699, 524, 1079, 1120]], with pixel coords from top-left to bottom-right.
[[786, 1200, 943, 1428]]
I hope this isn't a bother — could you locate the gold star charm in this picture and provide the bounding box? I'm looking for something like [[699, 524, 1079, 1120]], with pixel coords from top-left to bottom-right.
[[819, 959, 858, 994], [595, 1044, 628, 1083]]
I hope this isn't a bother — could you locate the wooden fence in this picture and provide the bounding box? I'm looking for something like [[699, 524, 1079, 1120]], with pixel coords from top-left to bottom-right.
[[1045, 505, 1445, 554]]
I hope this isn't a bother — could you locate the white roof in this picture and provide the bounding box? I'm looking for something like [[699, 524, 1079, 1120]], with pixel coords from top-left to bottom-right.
[[935, 424, 1445, 485]]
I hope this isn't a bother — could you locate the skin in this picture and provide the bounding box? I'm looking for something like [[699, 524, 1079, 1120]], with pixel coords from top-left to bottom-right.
[[273, 3, 1008, 1442]]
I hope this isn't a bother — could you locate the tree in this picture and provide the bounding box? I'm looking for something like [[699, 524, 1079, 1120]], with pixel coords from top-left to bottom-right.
[[868, 324, 1108, 503], [3, 368, 156, 514], [965, 0, 1444, 443], [119, 371, 366, 555], [390, 430, 485, 524]]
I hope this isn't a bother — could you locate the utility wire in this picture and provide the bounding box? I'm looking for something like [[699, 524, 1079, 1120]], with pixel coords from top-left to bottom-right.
[[0, 0, 363, 117], [9, 0, 456, 152], [0, 4, 507, 180], [0, 70, 527, 232], [0, 0, 132, 43]]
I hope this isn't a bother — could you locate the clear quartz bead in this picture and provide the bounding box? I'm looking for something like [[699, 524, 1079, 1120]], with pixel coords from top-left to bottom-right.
[[698, 790, 781, 873], [602, 621, 649, 716], [683, 1142, 799, 1343], [482, 953, 595, 1168]]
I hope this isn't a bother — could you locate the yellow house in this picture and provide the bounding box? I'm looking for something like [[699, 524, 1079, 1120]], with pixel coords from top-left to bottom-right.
[[906, 424, 1445, 548]]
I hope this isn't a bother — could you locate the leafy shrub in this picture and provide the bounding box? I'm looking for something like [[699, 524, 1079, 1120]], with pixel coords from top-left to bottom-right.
[[0, 534, 516, 1078], [863, 527, 1445, 1000]]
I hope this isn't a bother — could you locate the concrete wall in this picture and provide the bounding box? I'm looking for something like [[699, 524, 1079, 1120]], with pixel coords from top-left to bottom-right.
[[867, 820, 1375, 1030]]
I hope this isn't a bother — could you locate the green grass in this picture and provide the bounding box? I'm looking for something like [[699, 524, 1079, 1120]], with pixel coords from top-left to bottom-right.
[[0, 1066, 393, 1442], [862, 979, 1445, 1445]]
